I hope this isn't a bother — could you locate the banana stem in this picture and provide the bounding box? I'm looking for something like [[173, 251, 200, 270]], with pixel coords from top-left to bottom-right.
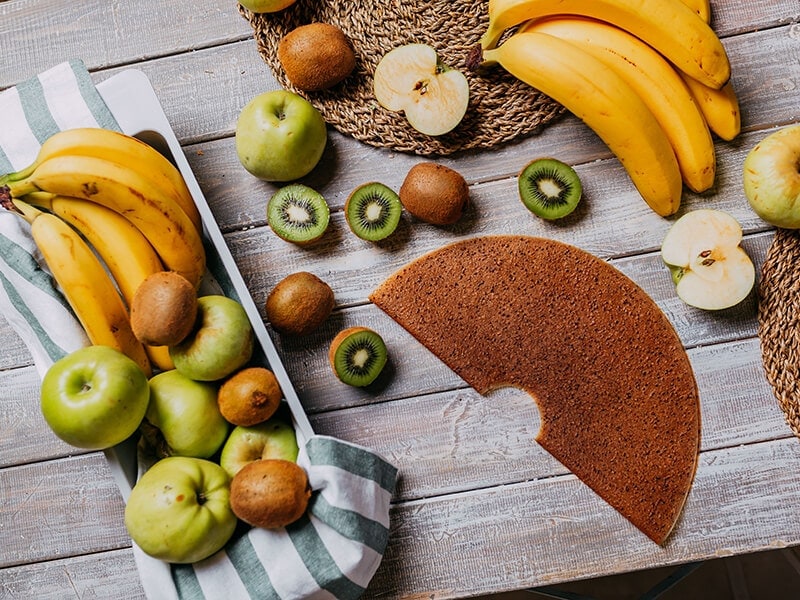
[[6, 178, 41, 198], [2, 196, 43, 225]]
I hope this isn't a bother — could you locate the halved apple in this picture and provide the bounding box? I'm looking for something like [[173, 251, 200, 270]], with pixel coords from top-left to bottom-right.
[[661, 209, 755, 310], [373, 43, 469, 136]]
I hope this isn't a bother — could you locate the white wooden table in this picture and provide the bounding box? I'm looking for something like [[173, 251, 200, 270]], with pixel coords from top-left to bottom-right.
[[1, 1, 800, 598]]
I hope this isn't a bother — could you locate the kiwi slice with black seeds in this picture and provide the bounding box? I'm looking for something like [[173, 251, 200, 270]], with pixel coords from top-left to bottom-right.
[[328, 327, 388, 387], [267, 184, 330, 244], [518, 158, 582, 220], [344, 182, 402, 241]]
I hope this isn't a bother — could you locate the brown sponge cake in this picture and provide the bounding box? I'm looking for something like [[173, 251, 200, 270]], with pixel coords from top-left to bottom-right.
[[370, 235, 700, 545]]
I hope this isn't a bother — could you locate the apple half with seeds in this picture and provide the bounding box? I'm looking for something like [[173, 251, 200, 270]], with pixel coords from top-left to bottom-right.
[[373, 43, 469, 136], [661, 209, 755, 311]]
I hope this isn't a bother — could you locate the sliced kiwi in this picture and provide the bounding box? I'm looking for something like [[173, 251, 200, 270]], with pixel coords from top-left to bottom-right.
[[344, 182, 402, 241], [328, 327, 388, 387], [518, 158, 582, 220], [267, 184, 330, 244]]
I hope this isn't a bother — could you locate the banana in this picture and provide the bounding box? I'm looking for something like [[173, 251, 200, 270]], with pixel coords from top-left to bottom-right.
[[520, 17, 715, 193], [3, 128, 203, 234], [7, 154, 206, 288], [26, 192, 174, 371], [479, 0, 730, 89], [10, 198, 151, 376], [679, 0, 711, 22], [680, 74, 741, 142], [482, 31, 682, 216]]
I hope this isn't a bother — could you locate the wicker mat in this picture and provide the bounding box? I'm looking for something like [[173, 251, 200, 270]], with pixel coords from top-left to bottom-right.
[[239, 1, 565, 156], [758, 229, 800, 440]]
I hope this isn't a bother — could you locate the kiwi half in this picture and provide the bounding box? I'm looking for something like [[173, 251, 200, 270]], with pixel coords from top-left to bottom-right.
[[328, 327, 388, 387], [267, 184, 330, 244], [518, 158, 582, 220], [344, 182, 402, 241]]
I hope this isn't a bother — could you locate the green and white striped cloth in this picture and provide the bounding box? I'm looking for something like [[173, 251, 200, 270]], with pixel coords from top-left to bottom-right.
[[0, 60, 398, 600]]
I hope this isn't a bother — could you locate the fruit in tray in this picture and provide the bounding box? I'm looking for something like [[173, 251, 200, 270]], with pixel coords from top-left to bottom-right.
[[220, 416, 300, 478], [518, 158, 582, 220], [278, 23, 356, 91], [40, 346, 150, 450], [131, 271, 198, 347], [265, 271, 335, 336], [660, 209, 755, 311], [124, 456, 238, 564], [329, 327, 388, 387], [235, 90, 327, 182], [230, 458, 311, 529], [345, 182, 403, 241], [170, 295, 255, 382], [373, 43, 470, 137], [267, 184, 331, 245], [743, 125, 800, 229], [218, 366, 283, 426], [467, 0, 740, 216], [399, 162, 469, 225]]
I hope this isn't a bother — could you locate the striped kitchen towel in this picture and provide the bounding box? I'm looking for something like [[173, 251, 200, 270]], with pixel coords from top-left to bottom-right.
[[0, 60, 398, 600]]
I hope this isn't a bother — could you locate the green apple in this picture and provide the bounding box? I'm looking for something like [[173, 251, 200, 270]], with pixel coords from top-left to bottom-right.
[[40, 345, 149, 450], [235, 90, 327, 182], [743, 125, 800, 228], [170, 295, 254, 381], [373, 43, 470, 136], [661, 209, 755, 310], [238, 0, 296, 13], [141, 369, 229, 459], [220, 416, 299, 478], [124, 456, 237, 564]]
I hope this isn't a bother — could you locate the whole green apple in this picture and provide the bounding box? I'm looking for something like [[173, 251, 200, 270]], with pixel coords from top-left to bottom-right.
[[40, 345, 149, 450], [142, 370, 229, 459], [170, 295, 254, 381], [220, 416, 299, 478], [743, 124, 800, 228], [125, 456, 237, 564], [238, 0, 297, 12], [235, 90, 327, 182]]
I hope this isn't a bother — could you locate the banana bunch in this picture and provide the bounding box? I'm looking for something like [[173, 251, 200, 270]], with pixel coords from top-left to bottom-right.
[[0, 127, 207, 375], [472, 0, 741, 217]]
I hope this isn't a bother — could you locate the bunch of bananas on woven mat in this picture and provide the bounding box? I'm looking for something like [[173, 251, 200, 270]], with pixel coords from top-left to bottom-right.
[[0, 128, 206, 376], [469, 0, 740, 217]]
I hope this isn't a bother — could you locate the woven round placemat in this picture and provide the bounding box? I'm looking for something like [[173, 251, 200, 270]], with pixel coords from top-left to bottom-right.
[[239, 1, 565, 156], [758, 228, 800, 440]]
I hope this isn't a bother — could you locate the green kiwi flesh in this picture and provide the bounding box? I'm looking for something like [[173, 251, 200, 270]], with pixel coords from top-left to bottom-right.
[[329, 327, 388, 387], [267, 184, 330, 244], [518, 158, 582, 220], [344, 182, 402, 241]]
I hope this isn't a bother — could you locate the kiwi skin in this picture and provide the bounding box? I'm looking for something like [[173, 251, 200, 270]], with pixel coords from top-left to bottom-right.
[[265, 272, 335, 336], [328, 326, 388, 387], [230, 459, 311, 529], [399, 162, 469, 225], [278, 23, 356, 92], [130, 271, 198, 347]]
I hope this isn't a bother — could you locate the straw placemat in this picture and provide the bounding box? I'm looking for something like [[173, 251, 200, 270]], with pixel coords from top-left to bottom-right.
[[239, 1, 565, 156], [758, 228, 800, 439]]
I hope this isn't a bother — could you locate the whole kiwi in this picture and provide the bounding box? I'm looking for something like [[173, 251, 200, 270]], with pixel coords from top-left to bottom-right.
[[230, 459, 311, 529], [218, 367, 282, 426], [130, 271, 198, 346], [399, 162, 469, 225], [278, 23, 356, 92], [265, 271, 335, 336]]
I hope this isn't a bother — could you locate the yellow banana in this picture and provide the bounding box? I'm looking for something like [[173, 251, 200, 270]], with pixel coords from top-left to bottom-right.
[[678, 0, 710, 22], [7, 155, 206, 288], [3, 127, 202, 234], [482, 31, 682, 216], [11, 199, 151, 376], [520, 17, 715, 193], [480, 0, 730, 89], [26, 192, 174, 371]]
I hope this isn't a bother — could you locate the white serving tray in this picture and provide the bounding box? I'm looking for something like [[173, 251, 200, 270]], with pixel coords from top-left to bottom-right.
[[96, 69, 314, 500]]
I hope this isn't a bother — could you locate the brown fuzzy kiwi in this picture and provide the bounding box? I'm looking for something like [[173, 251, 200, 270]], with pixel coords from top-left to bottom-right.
[[399, 162, 470, 225], [130, 271, 198, 346], [230, 459, 311, 529], [218, 367, 282, 426], [265, 271, 335, 336], [277, 23, 356, 92]]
